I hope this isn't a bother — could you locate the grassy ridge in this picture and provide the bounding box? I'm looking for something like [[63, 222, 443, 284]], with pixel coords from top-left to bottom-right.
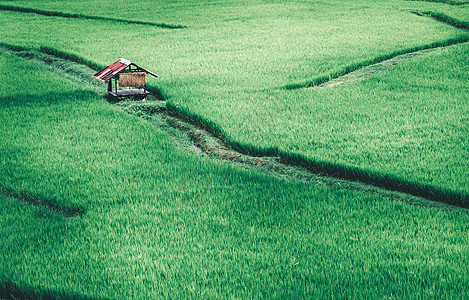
[[282, 36, 469, 89], [412, 0, 469, 24], [0, 186, 83, 217], [39, 46, 104, 73], [0, 0, 292, 27], [279, 152, 468, 207], [408, 0, 469, 5], [420, 11, 469, 29]]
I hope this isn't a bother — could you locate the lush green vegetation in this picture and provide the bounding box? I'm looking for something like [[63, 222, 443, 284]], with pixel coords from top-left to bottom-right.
[[1, 0, 469, 298], [237, 43, 469, 198], [0, 0, 468, 199], [1, 51, 469, 299]]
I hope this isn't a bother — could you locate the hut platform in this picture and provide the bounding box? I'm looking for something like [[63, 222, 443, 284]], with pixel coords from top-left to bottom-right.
[[109, 89, 150, 99]]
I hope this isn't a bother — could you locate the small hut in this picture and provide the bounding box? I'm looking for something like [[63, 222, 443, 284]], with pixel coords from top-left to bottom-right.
[[93, 58, 158, 100]]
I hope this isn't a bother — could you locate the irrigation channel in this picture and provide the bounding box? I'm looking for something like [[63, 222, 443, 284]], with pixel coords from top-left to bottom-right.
[[1, 37, 468, 213]]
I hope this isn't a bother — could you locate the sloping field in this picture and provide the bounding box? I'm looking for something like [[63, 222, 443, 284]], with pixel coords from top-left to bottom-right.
[[0, 0, 468, 200], [1, 49, 469, 299], [1, 0, 469, 298]]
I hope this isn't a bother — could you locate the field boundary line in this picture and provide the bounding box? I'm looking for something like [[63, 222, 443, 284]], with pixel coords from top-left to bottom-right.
[[281, 36, 469, 90], [409, 10, 469, 30], [114, 102, 465, 212], [316, 47, 443, 88], [281, 11, 469, 90], [0, 277, 95, 300], [0, 4, 186, 29], [0, 42, 104, 70], [2, 42, 468, 208], [166, 103, 469, 208], [0, 186, 84, 218], [407, 0, 469, 5]]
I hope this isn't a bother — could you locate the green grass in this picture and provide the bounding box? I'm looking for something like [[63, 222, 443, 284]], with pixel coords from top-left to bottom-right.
[[0, 4, 186, 29], [1, 0, 467, 198], [1, 0, 469, 297], [2, 43, 469, 299], [213, 42, 469, 199], [2, 51, 469, 299]]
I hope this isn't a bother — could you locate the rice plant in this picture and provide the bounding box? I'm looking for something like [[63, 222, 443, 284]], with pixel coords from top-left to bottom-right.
[[1, 0, 469, 297]]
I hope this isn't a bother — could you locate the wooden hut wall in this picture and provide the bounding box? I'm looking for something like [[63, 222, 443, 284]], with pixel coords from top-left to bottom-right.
[[119, 72, 146, 87]]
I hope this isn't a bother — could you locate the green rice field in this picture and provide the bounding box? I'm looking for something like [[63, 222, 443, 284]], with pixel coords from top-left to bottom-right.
[[1, 0, 468, 298]]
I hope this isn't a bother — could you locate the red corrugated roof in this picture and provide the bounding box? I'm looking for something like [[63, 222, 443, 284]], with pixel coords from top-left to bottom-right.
[[93, 58, 132, 81]]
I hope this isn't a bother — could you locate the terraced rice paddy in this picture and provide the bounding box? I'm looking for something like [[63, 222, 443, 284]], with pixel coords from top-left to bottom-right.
[[1, 0, 468, 298]]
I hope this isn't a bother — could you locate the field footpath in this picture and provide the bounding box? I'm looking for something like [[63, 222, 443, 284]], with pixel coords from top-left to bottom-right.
[[120, 100, 466, 212], [282, 10, 469, 90], [316, 47, 442, 88], [1, 41, 468, 210], [282, 37, 468, 90]]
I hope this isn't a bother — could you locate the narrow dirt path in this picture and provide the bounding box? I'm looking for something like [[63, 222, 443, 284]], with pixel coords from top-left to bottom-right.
[[317, 47, 443, 87], [284, 11, 469, 90], [118, 101, 465, 211], [1, 39, 467, 211]]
